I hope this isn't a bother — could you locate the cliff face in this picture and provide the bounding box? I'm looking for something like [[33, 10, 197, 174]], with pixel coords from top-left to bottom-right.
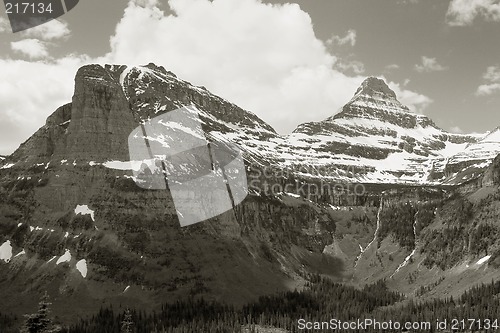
[[10, 66, 134, 167], [482, 153, 500, 187], [64, 65, 135, 161]]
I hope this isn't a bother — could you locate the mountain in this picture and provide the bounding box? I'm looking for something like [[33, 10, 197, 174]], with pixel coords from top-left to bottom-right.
[[1, 64, 500, 327], [0, 64, 337, 322], [289, 77, 489, 184], [2, 69, 498, 190], [447, 127, 500, 175]]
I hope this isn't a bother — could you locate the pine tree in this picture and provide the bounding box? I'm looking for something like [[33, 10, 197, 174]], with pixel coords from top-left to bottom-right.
[[120, 308, 134, 333], [20, 291, 61, 333]]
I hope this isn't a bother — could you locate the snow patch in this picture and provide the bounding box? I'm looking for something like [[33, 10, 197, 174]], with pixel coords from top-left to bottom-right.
[[123, 286, 130, 293], [0, 163, 15, 169], [47, 256, 57, 263], [75, 205, 95, 221], [76, 259, 88, 278], [476, 255, 491, 265], [103, 160, 134, 170], [0, 241, 13, 263], [119, 66, 132, 98], [14, 249, 25, 257], [56, 249, 71, 265]]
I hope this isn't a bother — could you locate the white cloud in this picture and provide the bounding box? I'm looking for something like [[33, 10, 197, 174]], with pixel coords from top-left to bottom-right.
[[476, 83, 500, 96], [0, 17, 9, 33], [446, 0, 500, 26], [335, 60, 365, 74], [0, 57, 88, 155], [106, 0, 408, 134], [415, 56, 448, 73], [10, 39, 49, 59], [0, 0, 432, 154], [105, 0, 369, 133], [385, 64, 400, 71], [449, 126, 464, 133], [388, 81, 433, 114], [21, 19, 70, 40], [476, 65, 500, 96], [327, 29, 357, 46], [483, 65, 500, 82]]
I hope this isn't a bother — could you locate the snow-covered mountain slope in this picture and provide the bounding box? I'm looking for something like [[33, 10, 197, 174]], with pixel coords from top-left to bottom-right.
[[278, 77, 486, 184], [448, 128, 500, 169], [434, 128, 500, 184], [1, 66, 498, 189], [112, 70, 495, 186]]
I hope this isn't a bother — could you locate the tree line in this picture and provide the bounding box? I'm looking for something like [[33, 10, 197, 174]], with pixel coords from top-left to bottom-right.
[[2, 277, 500, 332]]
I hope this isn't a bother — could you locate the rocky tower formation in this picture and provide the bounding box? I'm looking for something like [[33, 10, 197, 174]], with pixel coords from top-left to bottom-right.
[[64, 65, 135, 161], [10, 65, 134, 165]]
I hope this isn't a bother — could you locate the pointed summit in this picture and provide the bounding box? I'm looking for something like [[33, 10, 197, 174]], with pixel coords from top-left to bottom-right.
[[343, 76, 410, 114], [354, 77, 397, 100]]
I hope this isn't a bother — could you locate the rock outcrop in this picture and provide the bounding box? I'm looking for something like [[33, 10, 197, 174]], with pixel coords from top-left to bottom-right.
[[483, 153, 500, 186]]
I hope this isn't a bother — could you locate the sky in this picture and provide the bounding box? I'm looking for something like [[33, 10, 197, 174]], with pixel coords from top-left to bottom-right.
[[0, 0, 499, 155]]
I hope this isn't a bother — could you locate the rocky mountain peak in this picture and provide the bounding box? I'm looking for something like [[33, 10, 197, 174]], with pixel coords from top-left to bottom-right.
[[354, 76, 397, 100], [337, 76, 411, 116]]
